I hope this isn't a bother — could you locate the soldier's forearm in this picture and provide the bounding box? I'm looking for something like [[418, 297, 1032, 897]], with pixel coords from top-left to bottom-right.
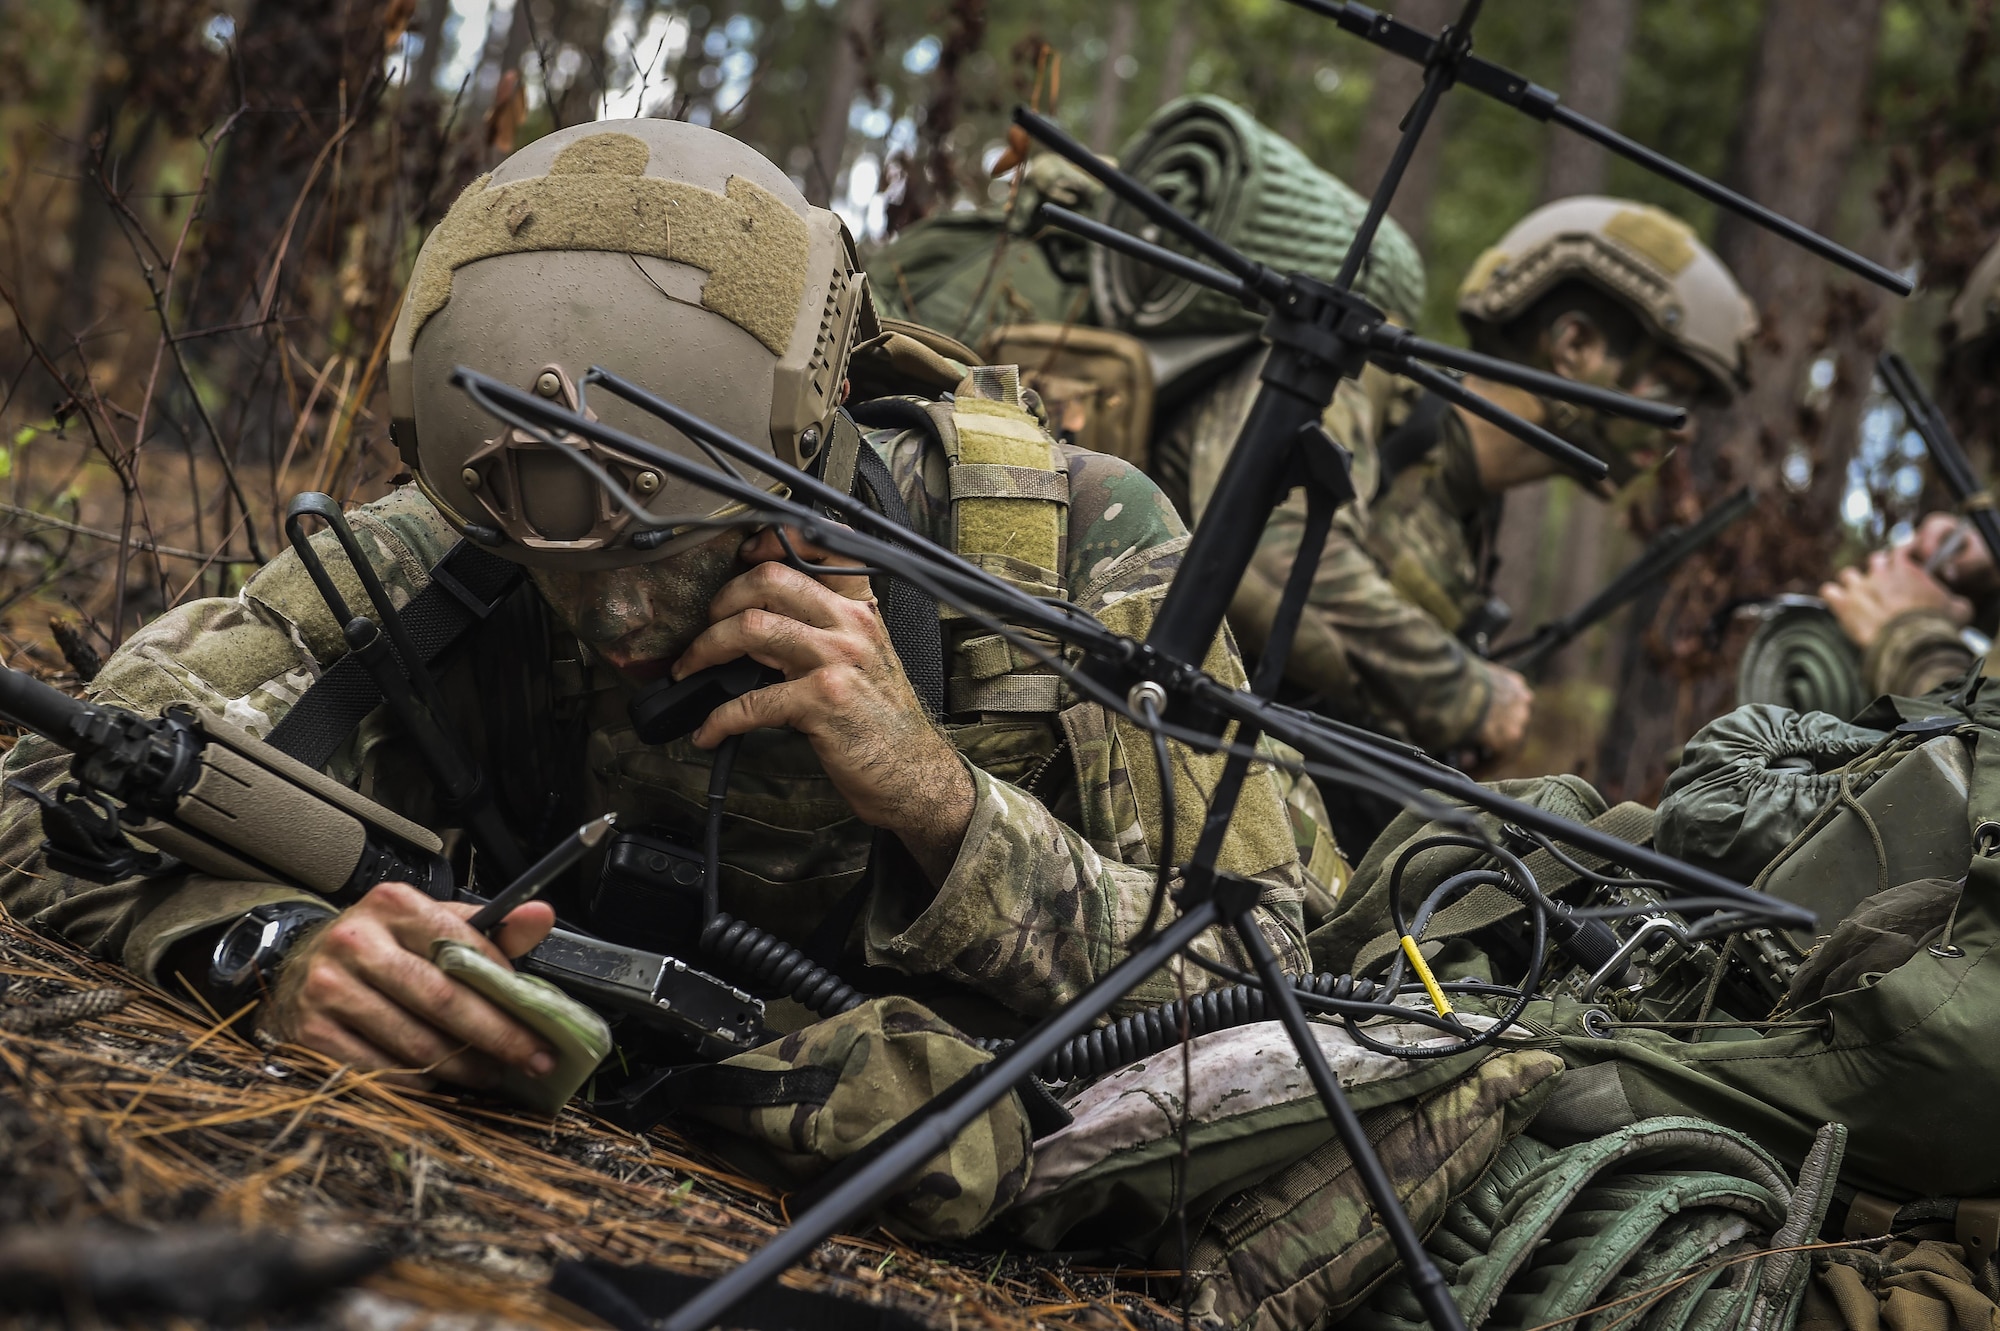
[[1863, 608, 1979, 700], [862, 762, 1309, 1018]]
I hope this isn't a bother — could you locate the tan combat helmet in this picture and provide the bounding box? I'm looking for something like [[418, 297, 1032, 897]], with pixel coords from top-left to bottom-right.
[[387, 118, 872, 569], [1946, 235, 2000, 358], [1457, 196, 1756, 399]]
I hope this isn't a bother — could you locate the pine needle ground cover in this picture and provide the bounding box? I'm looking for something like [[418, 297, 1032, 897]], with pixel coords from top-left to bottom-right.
[[0, 906, 1172, 1329]]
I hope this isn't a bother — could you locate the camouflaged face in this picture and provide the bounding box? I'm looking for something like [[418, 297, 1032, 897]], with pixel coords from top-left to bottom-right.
[[689, 995, 1031, 1240], [0, 388, 1315, 1038]]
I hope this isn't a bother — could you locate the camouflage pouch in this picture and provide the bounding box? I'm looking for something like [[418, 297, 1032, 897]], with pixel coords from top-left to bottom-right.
[[685, 995, 1031, 1242], [1183, 1047, 1563, 1331], [1002, 1016, 1551, 1258]]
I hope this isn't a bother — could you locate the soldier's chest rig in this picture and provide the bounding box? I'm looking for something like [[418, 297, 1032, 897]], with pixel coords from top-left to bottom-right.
[[558, 380, 1094, 965]]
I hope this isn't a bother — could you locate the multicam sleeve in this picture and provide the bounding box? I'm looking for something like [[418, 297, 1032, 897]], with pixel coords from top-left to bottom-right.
[[1863, 608, 1978, 700], [861, 447, 1315, 1018], [1251, 502, 1497, 753]]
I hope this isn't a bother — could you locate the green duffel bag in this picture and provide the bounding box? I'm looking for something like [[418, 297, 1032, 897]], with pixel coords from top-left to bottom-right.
[[862, 155, 1098, 348], [1539, 679, 2000, 1202]]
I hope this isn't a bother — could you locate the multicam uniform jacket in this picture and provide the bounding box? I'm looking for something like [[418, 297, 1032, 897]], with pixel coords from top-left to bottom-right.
[[1166, 352, 1503, 753], [0, 371, 1313, 1028], [1864, 608, 1979, 700]]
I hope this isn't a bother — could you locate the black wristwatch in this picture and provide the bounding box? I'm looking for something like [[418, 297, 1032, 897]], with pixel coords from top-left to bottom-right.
[[209, 902, 337, 1005]]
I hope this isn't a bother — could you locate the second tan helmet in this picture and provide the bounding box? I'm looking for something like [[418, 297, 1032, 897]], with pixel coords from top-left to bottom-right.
[[1457, 196, 1756, 398], [387, 118, 872, 569]]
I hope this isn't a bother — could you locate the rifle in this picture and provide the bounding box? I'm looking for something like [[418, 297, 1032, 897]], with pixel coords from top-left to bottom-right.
[[1877, 350, 2000, 572], [0, 664, 766, 1056], [1491, 485, 1756, 679]]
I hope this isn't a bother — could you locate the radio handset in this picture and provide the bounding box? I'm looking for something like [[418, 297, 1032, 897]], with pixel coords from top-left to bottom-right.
[[627, 659, 783, 745]]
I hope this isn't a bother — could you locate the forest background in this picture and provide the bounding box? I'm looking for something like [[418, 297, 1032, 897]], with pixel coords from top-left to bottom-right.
[[0, 0, 1995, 802]]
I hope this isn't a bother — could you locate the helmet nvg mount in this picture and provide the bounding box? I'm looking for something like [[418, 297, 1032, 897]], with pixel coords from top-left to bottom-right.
[[1457, 195, 1756, 401], [387, 119, 874, 569]]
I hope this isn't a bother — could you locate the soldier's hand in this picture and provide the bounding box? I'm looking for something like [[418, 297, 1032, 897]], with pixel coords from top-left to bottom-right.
[[1911, 513, 1997, 595], [1476, 664, 1534, 759], [261, 882, 557, 1088], [1820, 545, 1972, 650], [673, 525, 976, 886]]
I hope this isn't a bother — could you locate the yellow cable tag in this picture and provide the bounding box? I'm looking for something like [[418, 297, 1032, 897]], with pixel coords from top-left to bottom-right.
[[1399, 934, 1455, 1017]]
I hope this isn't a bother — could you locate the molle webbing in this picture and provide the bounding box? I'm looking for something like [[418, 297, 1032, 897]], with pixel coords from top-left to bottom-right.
[[946, 366, 1070, 715]]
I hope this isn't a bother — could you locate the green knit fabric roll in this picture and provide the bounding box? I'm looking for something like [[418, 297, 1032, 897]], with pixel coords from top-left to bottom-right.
[[1091, 96, 1427, 335]]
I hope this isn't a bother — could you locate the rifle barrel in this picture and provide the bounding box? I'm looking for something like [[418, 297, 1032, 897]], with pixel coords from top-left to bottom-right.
[[1495, 487, 1756, 675], [1879, 352, 2000, 573]]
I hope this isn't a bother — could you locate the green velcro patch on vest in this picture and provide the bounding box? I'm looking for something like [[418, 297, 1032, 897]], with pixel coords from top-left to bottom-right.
[[398, 134, 810, 359], [949, 397, 1067, 582]]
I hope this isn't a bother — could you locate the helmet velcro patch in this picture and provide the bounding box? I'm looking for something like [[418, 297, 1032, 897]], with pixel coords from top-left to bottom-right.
[[398, 134, 811, 360], [1603, 206, 1698, 277]]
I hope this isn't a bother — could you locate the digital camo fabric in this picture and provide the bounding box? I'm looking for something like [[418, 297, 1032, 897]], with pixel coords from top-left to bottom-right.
[[1187, 1048, 1563, 1331], [0, 386, 1311, 1023], [1166, 349, 1502, 752], [1008, 1014, 1513, 1255]]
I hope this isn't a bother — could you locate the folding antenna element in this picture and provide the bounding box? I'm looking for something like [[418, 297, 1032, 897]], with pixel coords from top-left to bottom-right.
[[1283, 0, 1911, 296]]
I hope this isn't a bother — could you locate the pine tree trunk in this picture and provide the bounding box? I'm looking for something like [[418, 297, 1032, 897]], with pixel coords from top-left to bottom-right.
[[1490, 0, 1638, 688], [1541, 0, 1637, 200], [1595, 0, 1894, 801], [191, 0, 394, 338], [1157, 2, 1200, 106], [1089, 1, 1140, 154], [1350, 0, 1455, 247], [805, 0, 878, 207]]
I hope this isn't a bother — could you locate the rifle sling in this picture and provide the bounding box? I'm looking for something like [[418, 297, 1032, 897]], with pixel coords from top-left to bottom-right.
[[1374, 390, 1452, 494], [265, 540, 525, 770]]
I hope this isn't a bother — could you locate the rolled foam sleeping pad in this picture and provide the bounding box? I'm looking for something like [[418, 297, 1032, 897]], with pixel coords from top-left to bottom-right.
[[1089, 95, 1428, 336]]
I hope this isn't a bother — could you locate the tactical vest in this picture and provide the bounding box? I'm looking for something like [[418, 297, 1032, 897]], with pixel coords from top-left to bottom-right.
[[843, 365, 1073, 722], [939, 368, 1072, 717]]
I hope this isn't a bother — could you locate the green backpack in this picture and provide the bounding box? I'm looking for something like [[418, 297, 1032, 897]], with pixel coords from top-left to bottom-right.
[[1310, 682, 2000, 1207]]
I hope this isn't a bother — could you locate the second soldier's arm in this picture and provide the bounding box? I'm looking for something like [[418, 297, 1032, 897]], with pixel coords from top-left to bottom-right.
[[1251, 501, 1507, 753]]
